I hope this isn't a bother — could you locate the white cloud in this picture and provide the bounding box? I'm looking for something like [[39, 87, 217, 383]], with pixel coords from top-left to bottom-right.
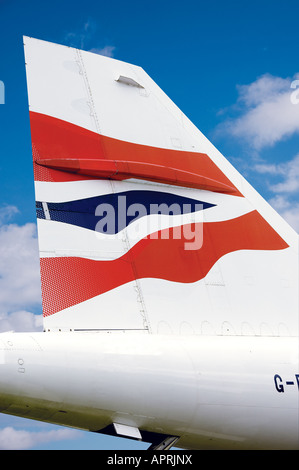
[[64, 19, 97, 49], [253, 163, 284, 175], [0, 310, 42, 333], [0, 215, 42, 332], [0, 205, 19, 224], [0, 222, 42, 314], [269, 195, 299, 232], [89, 45, 116, 57], [255, 153, 299, 193], [0, 426, 79, 450], [214, 75, 299, 233], [217, 73, 299, 150], [64, 19, 116, 57], [253, 153, 299, 232], [269, 154, 299, 194], [236, 74, 290, 107]]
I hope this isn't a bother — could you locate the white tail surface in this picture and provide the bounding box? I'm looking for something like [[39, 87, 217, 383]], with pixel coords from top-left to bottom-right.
[[24, 36, 298, 335]]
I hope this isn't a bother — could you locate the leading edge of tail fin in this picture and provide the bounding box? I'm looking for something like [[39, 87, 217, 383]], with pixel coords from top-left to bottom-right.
[[24, 36, 298, 336]]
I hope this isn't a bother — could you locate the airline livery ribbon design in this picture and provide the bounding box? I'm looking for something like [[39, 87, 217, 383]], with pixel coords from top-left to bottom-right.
[[29, 112, 288, 318]]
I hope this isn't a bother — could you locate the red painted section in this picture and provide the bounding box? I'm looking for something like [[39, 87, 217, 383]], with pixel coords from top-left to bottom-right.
[[40, 210, 288, 317], [37, 157, 238, 194], [30, 111, 242, 196]]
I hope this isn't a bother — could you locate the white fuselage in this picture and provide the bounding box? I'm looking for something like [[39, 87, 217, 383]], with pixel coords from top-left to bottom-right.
[[0, 331, 298, 450]]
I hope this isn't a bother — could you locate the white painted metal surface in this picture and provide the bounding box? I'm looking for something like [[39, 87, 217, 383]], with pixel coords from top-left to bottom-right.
[[23, 37, 298, 336], [0, 332, 298, 449]]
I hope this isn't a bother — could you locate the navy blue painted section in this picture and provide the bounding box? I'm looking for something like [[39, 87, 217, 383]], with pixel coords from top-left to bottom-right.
[[36, 190, 215, 234], [36, 201, 45, 219]]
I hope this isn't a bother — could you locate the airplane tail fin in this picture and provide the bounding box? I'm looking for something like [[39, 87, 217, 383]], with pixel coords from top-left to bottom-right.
[[24, 36, 298, 335]]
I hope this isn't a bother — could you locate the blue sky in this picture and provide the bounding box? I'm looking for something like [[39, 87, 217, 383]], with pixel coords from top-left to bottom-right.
[[0, 0, 298, 450]]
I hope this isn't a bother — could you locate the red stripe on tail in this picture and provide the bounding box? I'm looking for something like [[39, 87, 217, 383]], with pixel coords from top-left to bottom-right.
[[40, 211, 288, 317], [30, 111, 242, 196]]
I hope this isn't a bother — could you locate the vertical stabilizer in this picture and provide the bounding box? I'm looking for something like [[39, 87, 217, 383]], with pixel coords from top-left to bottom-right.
[[24, 37, 298, 336]]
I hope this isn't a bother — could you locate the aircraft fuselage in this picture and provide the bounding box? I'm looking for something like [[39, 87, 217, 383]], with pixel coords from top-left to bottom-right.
[[0, 331, 298, 449]]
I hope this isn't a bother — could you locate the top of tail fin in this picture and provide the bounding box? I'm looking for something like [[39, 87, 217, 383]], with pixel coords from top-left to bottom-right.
[[24, 36, 298, 336]]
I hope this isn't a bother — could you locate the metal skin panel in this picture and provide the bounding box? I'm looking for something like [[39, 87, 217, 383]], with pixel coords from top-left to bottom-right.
[[24, 37, 297, 246], [0, 332, 298, 450], [24, 37, 298, 336]]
